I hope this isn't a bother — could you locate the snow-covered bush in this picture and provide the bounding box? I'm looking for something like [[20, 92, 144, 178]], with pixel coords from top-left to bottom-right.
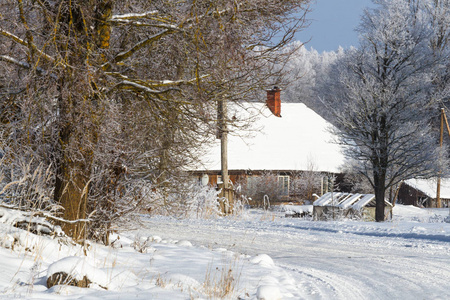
[[0, 207, 63, 237], [183, 183, 221, 218], [149, 180, 221, 219], [131, 234, 158, 253], [0, 157, 65, 240], [0, 157, 55, 212], [87, 174, 156, 244], [88, 174, 222, 243], [412, 214, 449, 224]]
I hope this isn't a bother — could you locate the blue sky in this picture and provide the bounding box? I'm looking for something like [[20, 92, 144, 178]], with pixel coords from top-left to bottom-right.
[[295, 0, 375, 52]]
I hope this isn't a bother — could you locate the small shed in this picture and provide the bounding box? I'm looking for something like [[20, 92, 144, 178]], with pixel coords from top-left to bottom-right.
[[313, 192, 393, 221], [398, 178, 450, 208]]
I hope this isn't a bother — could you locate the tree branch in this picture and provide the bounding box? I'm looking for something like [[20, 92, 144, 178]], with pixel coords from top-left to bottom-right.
[[0, 55, 58, 79], [108, 80, 180, 95], [100, 29, 174, 70], [0, 27, 55, 63]]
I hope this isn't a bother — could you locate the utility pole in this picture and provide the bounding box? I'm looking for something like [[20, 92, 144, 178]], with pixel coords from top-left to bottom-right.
[[218, 98, 232, 214], [436, 108, 450, 208], [436, 108, 444, 208], [215, 86, 282, 214]]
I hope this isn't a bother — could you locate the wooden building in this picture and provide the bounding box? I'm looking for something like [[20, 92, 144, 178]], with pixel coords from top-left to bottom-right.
[[397, 178, 450, 208], [190, 169, 346, 205], [191, 102, 346, 205]]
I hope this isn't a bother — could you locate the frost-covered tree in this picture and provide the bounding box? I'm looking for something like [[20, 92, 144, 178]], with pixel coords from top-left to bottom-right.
[[0, 0, 311, 241], [320, 0, 447, 221], [427, 0, 450, 128], [282, 42, 345, 121]]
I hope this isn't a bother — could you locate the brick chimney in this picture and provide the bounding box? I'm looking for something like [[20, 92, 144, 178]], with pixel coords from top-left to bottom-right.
[[266, 86, 281, 117]]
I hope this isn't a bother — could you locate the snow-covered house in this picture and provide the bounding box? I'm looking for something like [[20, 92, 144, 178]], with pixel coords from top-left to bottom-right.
[[192, 102, 346, 203], [398, 178, 450, 208], [313, 192, 393, 221]]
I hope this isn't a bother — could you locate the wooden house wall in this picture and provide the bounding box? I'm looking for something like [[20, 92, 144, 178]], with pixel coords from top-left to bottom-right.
[[397, 183, 431, 207], [397, 183, 426, 206], [396, 182, 450, 207], [191, 170, 342, 203]]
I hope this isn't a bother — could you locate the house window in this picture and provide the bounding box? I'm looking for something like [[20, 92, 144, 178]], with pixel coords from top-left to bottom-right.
[[278, 175, 290, 196]]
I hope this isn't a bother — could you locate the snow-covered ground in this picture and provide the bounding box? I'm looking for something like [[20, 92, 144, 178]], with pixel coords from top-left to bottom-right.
[[1, 205, 449, 299]]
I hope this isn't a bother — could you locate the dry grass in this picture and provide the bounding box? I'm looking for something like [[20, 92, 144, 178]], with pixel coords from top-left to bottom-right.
[[155, 273, 168, 288], [203, 255, 242, 299], [259, 211, 276, 222]]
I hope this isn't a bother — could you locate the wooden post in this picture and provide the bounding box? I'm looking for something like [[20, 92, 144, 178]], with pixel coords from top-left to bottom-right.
[[441, 110, 450, 213], [442, 109, 450, 138], [437, 108, 444, 208], [218, 99, 232, 214], [392, 182, 402, 207], [320, 176, 324, 196], [323, 176, 328, 195]]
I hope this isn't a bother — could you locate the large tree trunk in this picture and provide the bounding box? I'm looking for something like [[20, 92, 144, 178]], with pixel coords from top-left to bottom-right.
[[53, 95, 94, 241], [373, 146, 388, 222], [373, 114, 388, 222], [373, 173, 386, 222], [51, 0, 111, 241], [54, 160, 91, 241]]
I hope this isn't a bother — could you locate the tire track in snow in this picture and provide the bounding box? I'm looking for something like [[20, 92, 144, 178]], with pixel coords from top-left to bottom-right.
[[139, 216, 450, 299]]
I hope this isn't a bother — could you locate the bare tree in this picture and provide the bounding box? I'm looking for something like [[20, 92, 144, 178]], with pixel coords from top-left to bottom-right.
[[0, 0, 311, 241], [290, 157, 324, 202], [340, 159, 374, 194]]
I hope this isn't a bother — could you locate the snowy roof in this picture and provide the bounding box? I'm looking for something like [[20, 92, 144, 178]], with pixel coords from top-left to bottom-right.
[[338, 193, 363, 209], [313, 192, 392, 210], [197, 103, 345, 173], [351, 194, 377, 210], [313, 192, 346, 206], [404, 178, 450, 199]]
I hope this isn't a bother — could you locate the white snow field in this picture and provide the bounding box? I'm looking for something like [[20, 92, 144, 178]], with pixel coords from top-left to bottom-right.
[[1, 205, 449, 299]]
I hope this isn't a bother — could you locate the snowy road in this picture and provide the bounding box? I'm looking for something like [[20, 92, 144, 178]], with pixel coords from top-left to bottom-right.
[[139, 210, 450, 299]]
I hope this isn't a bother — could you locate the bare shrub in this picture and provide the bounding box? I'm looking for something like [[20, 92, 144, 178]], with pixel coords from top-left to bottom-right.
[[149, 180, 221, 219], [290, 170, 325, 203], [238, 172, 282, 208]]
